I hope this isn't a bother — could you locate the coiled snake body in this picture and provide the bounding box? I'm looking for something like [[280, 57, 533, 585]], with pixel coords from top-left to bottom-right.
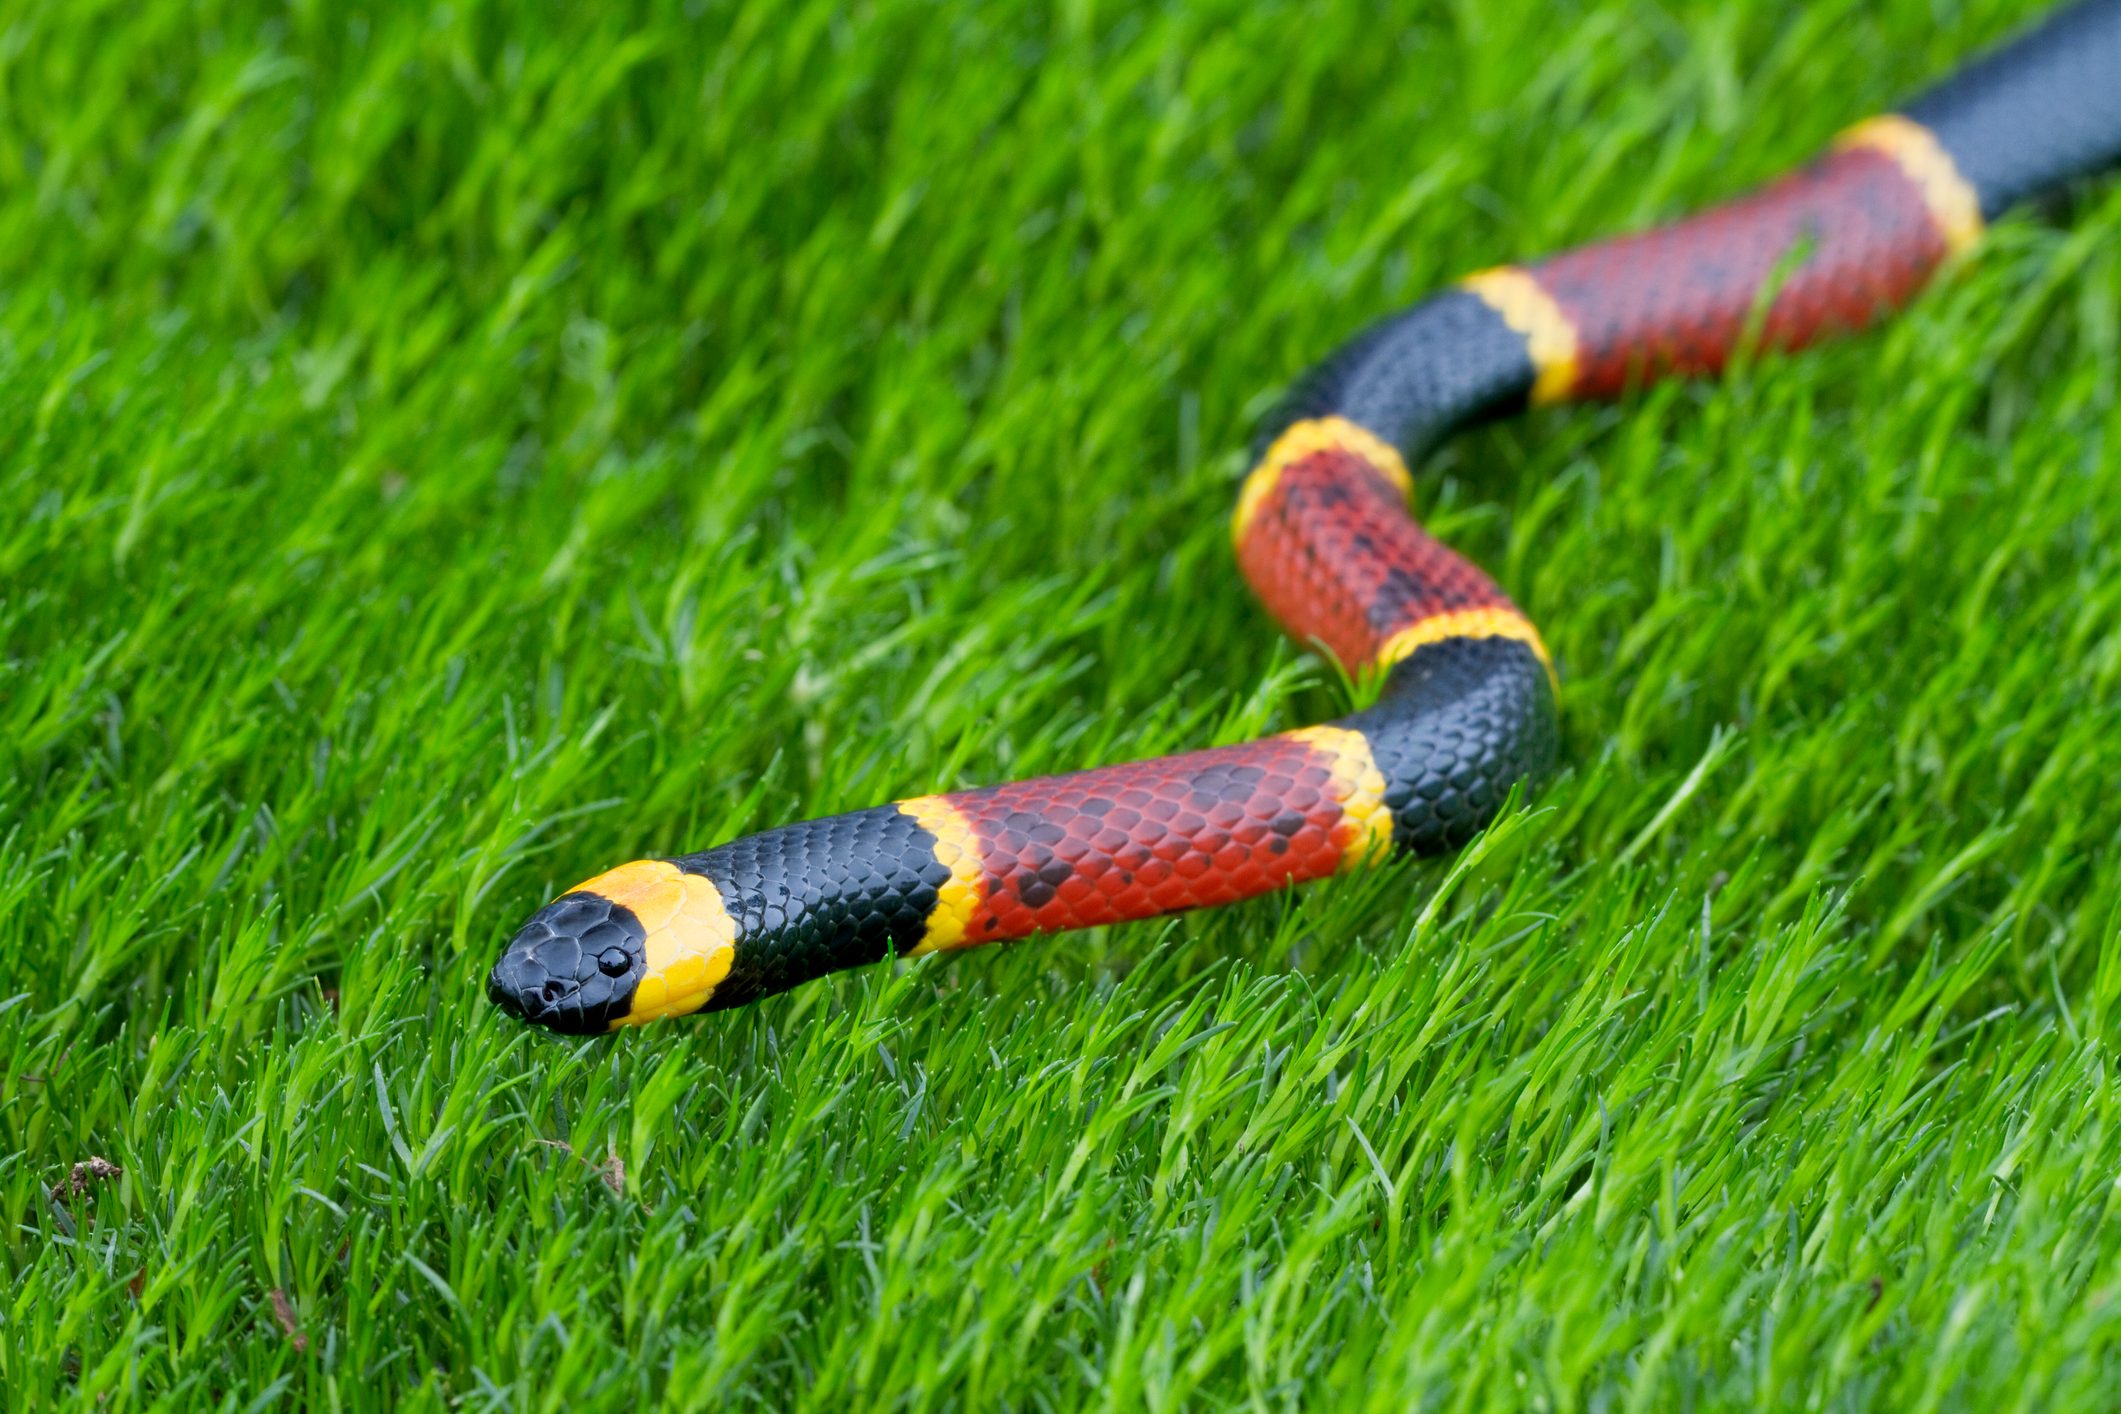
[[492, 1, 2121, 1034]]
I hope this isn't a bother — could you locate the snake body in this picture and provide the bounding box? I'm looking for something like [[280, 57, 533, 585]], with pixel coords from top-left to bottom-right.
[[491, 1, 2121, 1034]]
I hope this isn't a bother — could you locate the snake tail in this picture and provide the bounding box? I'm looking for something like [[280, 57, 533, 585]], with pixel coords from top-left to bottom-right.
[[491, 0, 2121, 1034]]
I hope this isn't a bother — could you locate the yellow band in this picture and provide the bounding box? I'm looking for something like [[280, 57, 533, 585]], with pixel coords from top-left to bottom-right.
[[1232, 415, 1413, 545], [1284, 725, 1394, 867], [568, 859, 740, 1027], [896, 796, 985, 956], [1461, 267, 1581, 405], [1835, 115, 1984, 256]]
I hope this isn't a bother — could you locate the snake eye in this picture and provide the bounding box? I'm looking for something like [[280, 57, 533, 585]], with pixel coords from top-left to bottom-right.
[[598, 947, 632, 976]]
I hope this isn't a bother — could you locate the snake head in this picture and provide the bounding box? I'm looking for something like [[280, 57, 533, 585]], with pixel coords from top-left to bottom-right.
[[487, 889, 648, 1034], [488, 859, 739, 1033]]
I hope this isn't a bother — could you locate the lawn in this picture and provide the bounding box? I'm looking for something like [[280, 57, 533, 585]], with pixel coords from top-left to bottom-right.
[[5, 0, 2121, 1405]]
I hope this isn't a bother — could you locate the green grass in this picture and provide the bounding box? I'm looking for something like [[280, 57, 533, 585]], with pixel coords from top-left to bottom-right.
[[5, 0, 2121, 1405]]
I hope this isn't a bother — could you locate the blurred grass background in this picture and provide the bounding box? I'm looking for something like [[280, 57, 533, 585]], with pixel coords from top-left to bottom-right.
[[4, 0, 2120, 1405]]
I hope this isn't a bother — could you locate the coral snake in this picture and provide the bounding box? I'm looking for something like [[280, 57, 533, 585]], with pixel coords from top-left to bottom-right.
[[491, 0, 2121, 1035]]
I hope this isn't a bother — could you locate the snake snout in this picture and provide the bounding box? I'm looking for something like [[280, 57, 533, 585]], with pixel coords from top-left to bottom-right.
[[487, 892, 648, 1035]]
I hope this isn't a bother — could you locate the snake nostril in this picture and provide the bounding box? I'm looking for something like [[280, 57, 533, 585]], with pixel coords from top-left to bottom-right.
[[540, 980, 565, 1003], [597, 947, 631, 977]]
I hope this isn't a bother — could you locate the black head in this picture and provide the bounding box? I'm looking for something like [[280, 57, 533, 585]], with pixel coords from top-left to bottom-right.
[[486, 892, 647, 1034]]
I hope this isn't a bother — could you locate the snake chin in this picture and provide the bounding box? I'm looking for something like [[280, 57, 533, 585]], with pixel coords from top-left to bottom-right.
[[487, 892, 648, 1034]]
